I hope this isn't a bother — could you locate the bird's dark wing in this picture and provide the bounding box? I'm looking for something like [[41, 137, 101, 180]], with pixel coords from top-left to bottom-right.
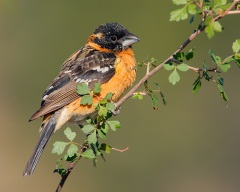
[[30, 46, 116, 121]]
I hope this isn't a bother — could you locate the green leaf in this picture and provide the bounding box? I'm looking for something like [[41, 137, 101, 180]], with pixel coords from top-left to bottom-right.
[[185, 48, 194, 60], [64, 127, 76, 141], [91, 143, 101, 156], [172, 0, 187, 5], [151, 57, 158, 63], [99, 143, 112, 154], [173, 51, 184, 62], [170, 6, 188, 22], [54, 168, 66, 176], [86, 118, 92, 124], [93, 83, 101, 94], [177, 63, 189, 71], [64, 153, 77, 162], [67, 144, 78, 157], [213, 21, 222, 32], [209, 50, 221, 65], [163, 64, 175, 70], [52, 141, 68, 155], [209, 51, 230, 72], [76, 83, 90, 95], [223, 56, 235, 64], [232, 39, 240, 53], [106, 102, 115, 111], [217, 75, 224, 86], [193, 75, 201, 94], [80, 95, 93, 105], [106, 120, 121, 131], [93, 158, 98, 167], [105, 92, 113, 100], [82, 124, 95, 134], [214, 0, 227, 8], [233, 55, 240, 67], [188, 3, 196, 15], [151, 94, 159, 109], [160, 91, 167, 105], [189, 15, 194, 24], [101, 123, 109, 134], [205, 24, 215, 39], [56, 157, 63, 165], [169, 69, 180, 85], [98, 106, 108, 117], [132, 92, 144, 100], [87, 130, 97, 144], [218, 84, 229, 103], [99, 99, 107, 105], [218, 63, 230, 72], [81, 149, 96, 159], [205, 16, 212, 25], [98, 130, 107, 140]]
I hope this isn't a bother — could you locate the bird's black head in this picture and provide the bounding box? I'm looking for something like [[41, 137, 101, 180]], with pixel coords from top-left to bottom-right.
[[91, 22, 139, 52]]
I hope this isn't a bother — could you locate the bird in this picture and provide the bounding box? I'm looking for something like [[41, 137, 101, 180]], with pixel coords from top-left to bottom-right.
[[23, 22, 139, 176]]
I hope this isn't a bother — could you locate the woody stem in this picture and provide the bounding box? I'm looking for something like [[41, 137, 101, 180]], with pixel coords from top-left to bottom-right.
[[115, 0, 240, 109]]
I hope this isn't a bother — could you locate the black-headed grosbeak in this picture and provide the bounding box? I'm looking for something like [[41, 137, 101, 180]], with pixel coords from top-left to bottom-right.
[[23, 22, 139, 176]]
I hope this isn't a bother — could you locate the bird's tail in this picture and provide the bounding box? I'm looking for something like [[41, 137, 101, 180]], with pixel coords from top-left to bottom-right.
[[23, 115, 56, 176]]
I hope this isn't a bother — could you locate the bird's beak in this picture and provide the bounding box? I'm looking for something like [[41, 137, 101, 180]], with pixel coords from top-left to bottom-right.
[[120, 33, 140, 48]]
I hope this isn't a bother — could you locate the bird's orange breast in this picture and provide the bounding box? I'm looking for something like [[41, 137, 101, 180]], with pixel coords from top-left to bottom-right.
[[68, 48, 136, 120], [100, 48, 136, 101]]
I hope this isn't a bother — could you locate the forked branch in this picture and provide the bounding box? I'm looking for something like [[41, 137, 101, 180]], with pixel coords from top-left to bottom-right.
[[115, 0, 240, 109], [56, 1, 240, 191]]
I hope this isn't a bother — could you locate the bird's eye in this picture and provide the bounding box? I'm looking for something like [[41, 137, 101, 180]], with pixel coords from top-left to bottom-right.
[[110, 35, 117, 42]]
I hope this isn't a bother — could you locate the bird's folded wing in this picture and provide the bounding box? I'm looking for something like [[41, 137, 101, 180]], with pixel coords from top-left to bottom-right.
[[29, 48, 116, 121]]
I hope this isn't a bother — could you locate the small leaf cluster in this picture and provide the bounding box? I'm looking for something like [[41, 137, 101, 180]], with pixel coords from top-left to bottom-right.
[[135, 57, 167, 109], [170, 0, 234, 38], [141, 80, 167, 110], [232, 39, 240, 67], [192, 39, 240, 103], [76, 82, 102, 105], [53, 83, 122, 175], [82, 112, 121, 161], [52, 128, 79, 176], [163, 49, 193, 85], [170, 0, 198, 22], [192, 62, 229, 104], [137, 57, 159, 68], [204, 0, 232, 38]]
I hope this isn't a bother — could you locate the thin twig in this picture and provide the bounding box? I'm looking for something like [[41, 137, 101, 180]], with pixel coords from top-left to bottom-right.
[[55, 145, 87, 192], [188, 66, 200, 73], [115, 0, 239, 109], [146, 62, 151, 75], [112, 147, 129, 152], [227, 10, 240, 15], [55, 1, 240, 191], [115, 25, 205, 109]]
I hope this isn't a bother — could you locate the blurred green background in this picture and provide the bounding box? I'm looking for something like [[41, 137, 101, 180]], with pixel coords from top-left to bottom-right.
[[1, 1, 240, 192]]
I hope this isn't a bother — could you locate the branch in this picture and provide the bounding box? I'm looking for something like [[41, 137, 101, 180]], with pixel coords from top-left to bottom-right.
[[55, 145, 87, 192], [55, 1, 240, 191], [227, 10, 240, 15], [115, 0, 240, 109], [115, 26, 205, 109]]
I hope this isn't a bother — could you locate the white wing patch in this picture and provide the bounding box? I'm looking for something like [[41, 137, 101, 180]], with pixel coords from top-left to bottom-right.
[[92, 66, 112, 73], [64, 70, 72, 74], [75, 78, 97, 83]]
